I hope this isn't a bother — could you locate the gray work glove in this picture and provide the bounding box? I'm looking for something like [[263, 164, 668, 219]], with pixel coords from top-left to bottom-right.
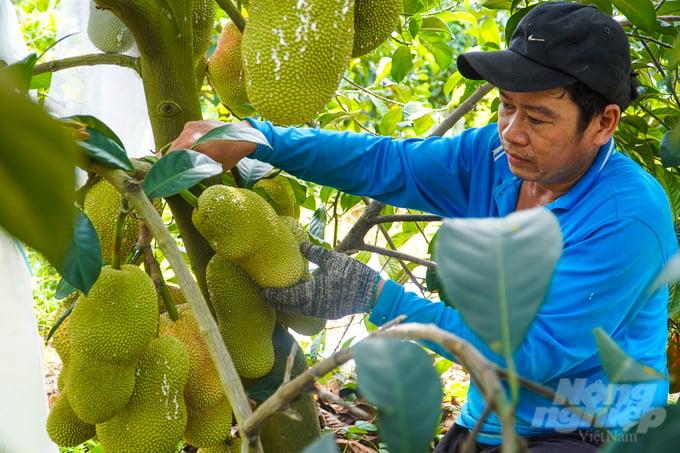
[[262, 241, 382, 320]]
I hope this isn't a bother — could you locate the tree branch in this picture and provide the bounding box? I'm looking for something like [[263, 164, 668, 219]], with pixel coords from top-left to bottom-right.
[[358, 243, 437, 269], [315, 385, 372, 420], [90, 163, 256, 446], [32, 54, 140, 76], [373, 214, 442, 224], [431, 83, 494, 137], [216, 0, 246, 32], [617, 15, 680, 27]]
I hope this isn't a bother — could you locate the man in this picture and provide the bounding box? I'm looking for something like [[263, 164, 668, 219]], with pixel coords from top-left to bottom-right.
[[172, 3, 677, 451]]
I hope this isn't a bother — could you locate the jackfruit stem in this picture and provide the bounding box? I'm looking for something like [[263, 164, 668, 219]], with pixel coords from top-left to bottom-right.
[[215, 0, 245, 32], [180, 189, 199, 208], [111, 197, 129, 270], [159, 284, 179, 321]]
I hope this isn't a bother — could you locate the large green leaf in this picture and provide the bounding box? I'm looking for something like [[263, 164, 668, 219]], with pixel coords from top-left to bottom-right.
[[612, 0, 657, 32], [1, 53, 37, 93], [660, 127, 680, 167], [301, 433, 339, 453], [79, 127, 133, 171], [434, 208, 562, 353], [0, 78, 76, 265], [600, 405, 680, 452], [192, 123, 272, 149], [56, 210, 102, 295], [579, 0, 613, 15], [391, 46, 413, 83], [143, 150, 223, 198], [236, 157, 275, 187], [355, 339, 442, 453], [594, 328, 664, 383], [62, 114, 125, 149]]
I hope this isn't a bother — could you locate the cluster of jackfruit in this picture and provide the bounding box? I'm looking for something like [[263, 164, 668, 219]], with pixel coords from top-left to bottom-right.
[[208, 0, 402, 124], [87, 1, 135, 53]]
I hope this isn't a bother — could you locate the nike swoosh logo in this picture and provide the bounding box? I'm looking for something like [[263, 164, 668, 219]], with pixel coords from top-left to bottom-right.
[[528, 34, 546, 42]]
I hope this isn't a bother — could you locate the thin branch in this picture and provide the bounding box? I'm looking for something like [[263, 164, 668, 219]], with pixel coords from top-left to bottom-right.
[[90, 163, 256, 445], [461, 403, 493, 453], [342, 76, 406, 106], [373, 214, 442, 224], [316, 385, 372, 420], [215, 0, 246, 32], [359, 243, 437, 269], [431, 83, 495, 137], [617, 15, 680, 27], [377, 224, 427, 293], [139, 223, 179, 321], [33, 53, 140, 76], [626, 33, 674, 49], [283, 342, 299, 384]]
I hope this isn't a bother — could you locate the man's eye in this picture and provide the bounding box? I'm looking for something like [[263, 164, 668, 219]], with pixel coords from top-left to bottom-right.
[[501, 103, 514, 110], [528, 117, 547, 125]]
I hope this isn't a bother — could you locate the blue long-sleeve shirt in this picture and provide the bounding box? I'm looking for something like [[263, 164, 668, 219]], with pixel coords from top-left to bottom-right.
[[246, 119, 677, 444]]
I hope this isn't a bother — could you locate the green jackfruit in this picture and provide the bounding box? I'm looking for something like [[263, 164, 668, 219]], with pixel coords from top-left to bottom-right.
[[46, 393, 96, 447], [279, 215, 307, 242], [97, 336, 191, 453], [242, 0, 355, 125], [208, 21, 253, 118], [87, 1, 134, 53], [255, 176, 300, 218], [352, 0, 403, 57], [206, 255, 275, 379], [197, 437, 240, 453], [83, 180, 138, 263], [66, 353, 137, 424], [184, 397, 233, 447], [193, 0, 216, 61], [69, 265, 158, 362], [192, 185, 307, 288], [160, 304, 225, 410]]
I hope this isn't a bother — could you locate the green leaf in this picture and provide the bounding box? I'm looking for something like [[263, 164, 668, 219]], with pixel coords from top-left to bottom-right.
[[309, 206, 327, 241], [0, 78, 76, 266], [236, 157, 274, 187], [670, 34, 680, 68], [435, 208, 562, 353], [45, 299, 75, 343], [143, 150, 223, 198], [505, 7, 535, 45], [1, 53, 37, 92], [409, 14, 423, 38], [482, 0, 512, 9], [611, 0, 657, 32], [79, 127, 133, 171], [355, 339, 442, 453], [62, 115, 125, 149], [600, 405, 680, 453], [247, 374, 284, 402], [192, 123, 272, 149], [480, 18, 501, 45], [658, 1, 680, 15], [578, 0, 613, 15], [391, 46, 413, 83], [594, 328, 664, 383], [301, 433, 339, 453], [420, 37, 453, 70], [380, 107, 403, 136], [56, 210, 102, 295], [420, 17, 451, 36], [55, 277, 77, 299], [660, 127, 680, 167], [30, 72, 51, 90]]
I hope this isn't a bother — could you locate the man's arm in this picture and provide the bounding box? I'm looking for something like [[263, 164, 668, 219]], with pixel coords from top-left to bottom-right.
[[172, 119, 501, 217]]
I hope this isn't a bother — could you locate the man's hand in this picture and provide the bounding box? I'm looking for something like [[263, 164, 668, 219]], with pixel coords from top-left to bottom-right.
[[262, 242, 383, 320], [168, 120, 257, 170]]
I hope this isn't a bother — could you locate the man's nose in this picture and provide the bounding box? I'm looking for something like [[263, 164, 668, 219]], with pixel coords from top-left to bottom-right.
[[501, 115, 529, 147]]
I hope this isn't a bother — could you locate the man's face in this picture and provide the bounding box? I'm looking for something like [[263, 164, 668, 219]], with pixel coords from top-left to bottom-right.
[[497, 88, 601, 189]]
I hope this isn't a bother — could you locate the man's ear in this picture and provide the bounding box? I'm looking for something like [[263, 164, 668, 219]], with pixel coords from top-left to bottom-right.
[[591, 104, 621, 146]]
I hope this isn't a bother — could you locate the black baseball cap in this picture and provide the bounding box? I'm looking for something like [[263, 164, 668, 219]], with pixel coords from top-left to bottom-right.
[[457, 2, 634, 108]]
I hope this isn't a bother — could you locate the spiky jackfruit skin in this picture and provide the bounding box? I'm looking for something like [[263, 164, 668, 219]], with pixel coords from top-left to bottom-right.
[[87, 1, 134, 53], [208, 21, 253, 118], [69, 265, 158, 361], [46, 393, 96, 447], [66, 353, 137, 424], [97, 337, 191, 453], [193, 0, 216, 61], [184, 397, 233, 447], [242, 0, 355, 125], [160, 304, 224, 410], [206, 255, 275, 379], [255, 176, 300, 218], [83, 180, 138, 263], [197, 437, 240, 453], [192, 185, 307, 288], [352, 0, 402, 57], [279, 215, 307, 242]]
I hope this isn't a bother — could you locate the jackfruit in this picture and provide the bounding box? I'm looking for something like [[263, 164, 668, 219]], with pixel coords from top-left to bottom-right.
[[65, 353, 137, 424], [97, 336, 191, 453], [192, 185, 307, 288], [193, 0, 216, 61], [83, 179, 139, 263], [279, 215, 307, 242], [46, 393, 96, 447], [208, 21, 253, 118], [184, 396, 233, 447], [69, 265, 158, 362], [254, 176, 300, 218], [87, 1, 134, 53], [160, 304, 224, 410], [197, 437, 241, 453], [242, 0, 355, 125], [206, 255, 275, 378], [352, 0, 403, 57]]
